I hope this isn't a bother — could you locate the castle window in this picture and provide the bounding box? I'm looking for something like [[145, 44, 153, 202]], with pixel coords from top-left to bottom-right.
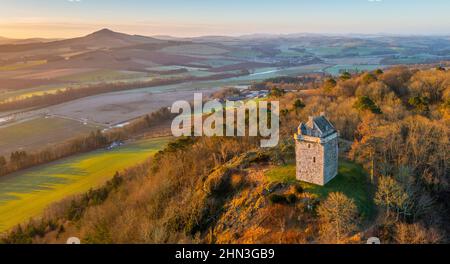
[[308, 144, 311, 148], [313, 157, 316, 163]]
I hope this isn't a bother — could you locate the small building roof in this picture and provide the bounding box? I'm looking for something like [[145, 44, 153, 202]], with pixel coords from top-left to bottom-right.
[[299, 115, 336, 138]]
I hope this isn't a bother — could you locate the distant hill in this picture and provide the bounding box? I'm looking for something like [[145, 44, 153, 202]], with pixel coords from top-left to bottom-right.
[[0, 37, 12, 45], [0, 36, 59, 45], [0, 28, 167, 52], [61, 28, 167, 48], [0, 29, 215, 72]]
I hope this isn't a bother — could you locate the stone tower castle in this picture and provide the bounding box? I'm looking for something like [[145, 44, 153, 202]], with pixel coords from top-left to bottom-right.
[[294, 114, 338, 186]]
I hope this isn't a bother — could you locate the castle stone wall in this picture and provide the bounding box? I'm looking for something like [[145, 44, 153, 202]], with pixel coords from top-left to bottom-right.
[[323, 136, 339, 184], [295, 133, 339, 186], [295, 139, 325, 185]]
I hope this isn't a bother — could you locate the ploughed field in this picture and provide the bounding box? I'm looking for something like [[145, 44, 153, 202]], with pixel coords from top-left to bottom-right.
[[0, 65, 320, 129], [0, 136, 171, 233], [46, 85, 218, 125]]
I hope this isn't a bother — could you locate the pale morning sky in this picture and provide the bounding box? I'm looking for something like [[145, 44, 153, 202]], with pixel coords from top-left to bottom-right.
[[0, 0, 449, 38]]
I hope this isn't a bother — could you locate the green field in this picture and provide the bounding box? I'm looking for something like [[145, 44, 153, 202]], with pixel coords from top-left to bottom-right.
[[266, 160, 375, 218], [0, 84, 66, 102], [0, 137, 171, 232], [0, 117, 102, 156]]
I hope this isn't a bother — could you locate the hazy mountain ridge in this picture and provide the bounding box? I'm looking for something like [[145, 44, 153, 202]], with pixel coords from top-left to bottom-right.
[[0, 36, 60, 45], [1, 28, 449, 94]]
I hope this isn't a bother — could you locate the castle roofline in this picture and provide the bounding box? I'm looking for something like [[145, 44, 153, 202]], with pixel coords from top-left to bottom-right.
[[296, 115, 337, 139]]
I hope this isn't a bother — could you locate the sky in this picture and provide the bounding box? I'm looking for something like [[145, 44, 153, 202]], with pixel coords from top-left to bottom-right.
[[0, 0, 449, 38]]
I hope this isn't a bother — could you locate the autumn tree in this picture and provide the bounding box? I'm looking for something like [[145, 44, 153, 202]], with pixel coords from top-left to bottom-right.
[[375, 176, 409, 221], [323, 78, 337, 93], [269, 87, 286, 97], [0, 156, 6, 174], [408, 69, 449, 104], [340, 71, 352, 81], [379, 66, 412, 98], [317, 192, 359, 243], [408, 96, 430, 114], [361, 73, 377, 85], [292, 99, 305, 115], [350, 114, 384, 181], [353, 96, 382, 114], [394, 222, 441, 244], [212, 87, 241, 99], [355, 81, 392, 104]]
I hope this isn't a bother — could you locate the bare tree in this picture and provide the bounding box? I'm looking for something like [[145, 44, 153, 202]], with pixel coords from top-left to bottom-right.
[[317, 192, 359, 243]]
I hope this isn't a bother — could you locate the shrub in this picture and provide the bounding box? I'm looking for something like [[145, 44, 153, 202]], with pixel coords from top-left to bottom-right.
[[268, 194, 287, 204], [286, 194, 297, 204], [249, 152, 270, 164], [280, 109, 290, 116], [294, 183, 304, 194], [408, 96, 430, 113], [374, 69, 384, 75]]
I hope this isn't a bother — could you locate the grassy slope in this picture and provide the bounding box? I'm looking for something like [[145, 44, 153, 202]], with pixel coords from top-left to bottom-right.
[[266, 159, 375, 218], [0, 137, 171, 232]]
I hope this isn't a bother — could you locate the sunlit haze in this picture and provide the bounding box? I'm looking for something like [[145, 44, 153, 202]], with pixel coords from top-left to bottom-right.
[[0, 0, 449, 38]]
